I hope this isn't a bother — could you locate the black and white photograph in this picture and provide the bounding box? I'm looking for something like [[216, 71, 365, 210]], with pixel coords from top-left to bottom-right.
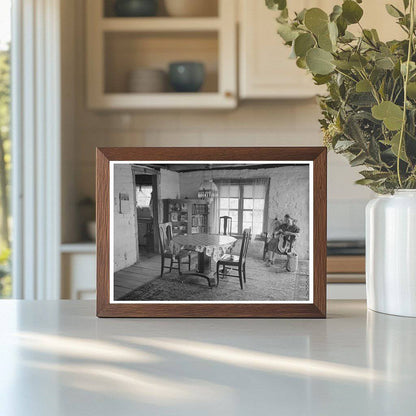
[[110, 161, 313, 303]]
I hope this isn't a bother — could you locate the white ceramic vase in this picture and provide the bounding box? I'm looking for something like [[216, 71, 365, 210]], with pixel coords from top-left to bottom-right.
[[366, 190, 416, 317]]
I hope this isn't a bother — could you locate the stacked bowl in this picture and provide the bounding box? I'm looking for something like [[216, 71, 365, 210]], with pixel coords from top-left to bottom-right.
[[127, 68, 167, 93]]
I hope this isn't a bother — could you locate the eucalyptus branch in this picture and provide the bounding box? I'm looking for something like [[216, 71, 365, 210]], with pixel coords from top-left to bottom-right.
[[393, 86, 404, 104], [358, 69, 381, 104], [397, 0, 415, 188], [334, 68, 358, 83], [267, 0, 416, 193], [390, 79, 398, 101]]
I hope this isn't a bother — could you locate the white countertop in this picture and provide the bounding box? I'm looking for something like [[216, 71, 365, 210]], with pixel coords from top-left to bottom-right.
[[0, 300, 415, 415]]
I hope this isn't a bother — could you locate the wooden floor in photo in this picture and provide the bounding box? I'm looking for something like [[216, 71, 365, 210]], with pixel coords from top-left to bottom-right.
[[114, 251, 310, 302]]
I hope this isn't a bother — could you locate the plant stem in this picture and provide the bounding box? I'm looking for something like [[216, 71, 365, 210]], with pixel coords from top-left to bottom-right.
[[358, 69, 380, 104], [334, 68, 357, 83], [397, 0, 415, 188]]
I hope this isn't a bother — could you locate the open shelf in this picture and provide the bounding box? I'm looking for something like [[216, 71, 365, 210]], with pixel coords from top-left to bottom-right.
[[86, 0, 236, 109], [101, 17, 221, 32], [93, 93, 234, 109], [104, 31, 218, 94]]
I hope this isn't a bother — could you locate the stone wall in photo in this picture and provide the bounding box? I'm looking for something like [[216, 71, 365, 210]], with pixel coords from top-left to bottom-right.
[[113, 164, 138, 272], [180, 165, 310, 259]]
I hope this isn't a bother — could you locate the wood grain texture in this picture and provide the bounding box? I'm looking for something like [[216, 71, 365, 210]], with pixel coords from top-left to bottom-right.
[[327, 256, 365, 274], [96, 147, 327, 318]]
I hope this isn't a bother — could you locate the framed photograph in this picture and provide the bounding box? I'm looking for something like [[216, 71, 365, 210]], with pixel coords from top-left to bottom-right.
[[96, 147, 327, 318]]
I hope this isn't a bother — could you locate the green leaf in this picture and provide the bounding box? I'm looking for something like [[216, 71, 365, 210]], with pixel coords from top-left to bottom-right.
[[341, 31, 356, 42], [350, 53, 368, 69], [344, 113, 368, 146], [333, 59, 353, 70], [407, 82, 416, 99], [306, 48, 335, 75], [295, 8, 307, 22], [385, 4, 403, 18], [318, 31, 333, 52], [276, 8, 289, 23], [356, 79, 372, 93], [313, 74, 332, 85], [304, 8, 329, 35], [356, 178, 377, 185], [372, 101, 404, 130], [363, 29, 375, 44], [296, 57, 307, 69], [336, 15, 348, 36], [334, 139, 355, 152], [371, 67, 386, 84], [317, 23, 338, 53], [342, 0, 363, 24], [328, 21, 338, 45], [350, 152, 368, 167], [375, 56, 395, 70], [401, 61, 416, 76], [359, 170, 391, 180], [381, 132, 409, 162], [266, 0, 287, 11], [349, 92, 377, 107], [369, 136, 381, 162], [403, 0, 410, 9], [294, 33, 315, 57], [371, 29, 380, 42], [330, 5, 343, 22], [277, 23, 299, 42]]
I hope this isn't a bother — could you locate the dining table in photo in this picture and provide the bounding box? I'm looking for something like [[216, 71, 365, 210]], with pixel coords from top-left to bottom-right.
[[172, 233, 236, 287]]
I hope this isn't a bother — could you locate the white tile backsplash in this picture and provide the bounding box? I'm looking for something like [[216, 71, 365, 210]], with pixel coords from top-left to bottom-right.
[[328, 199, 368, 240]]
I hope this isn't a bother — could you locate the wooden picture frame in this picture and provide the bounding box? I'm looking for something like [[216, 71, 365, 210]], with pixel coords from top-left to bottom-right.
[[96, 147, 327, 318]]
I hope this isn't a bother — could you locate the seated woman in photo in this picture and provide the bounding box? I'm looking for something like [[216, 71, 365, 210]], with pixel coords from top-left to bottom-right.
[[265, 215, 300, 266]]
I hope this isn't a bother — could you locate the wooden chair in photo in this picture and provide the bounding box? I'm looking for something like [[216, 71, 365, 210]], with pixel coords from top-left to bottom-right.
[[158, 222, 192, 277], [219, 216, 232, 235], [216, 229, 251, 289]]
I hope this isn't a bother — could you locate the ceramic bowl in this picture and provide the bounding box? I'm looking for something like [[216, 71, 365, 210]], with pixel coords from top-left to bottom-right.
[[168, 62, 205, 93], [127, 68, 167, 93], [114, 0, 158, 17]]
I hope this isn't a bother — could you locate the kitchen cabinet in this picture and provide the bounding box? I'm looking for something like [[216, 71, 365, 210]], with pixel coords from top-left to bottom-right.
[[61, 244, 96, 300], [86, 0, 237, 109], [239, 0, 323, 99], [238, 0, 404, 99]]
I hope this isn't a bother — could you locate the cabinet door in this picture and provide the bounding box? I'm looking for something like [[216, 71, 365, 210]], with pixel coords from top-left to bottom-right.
[[86, 0, 237, 109], [239, 0, 321, 99], [360, 0, 404, 41], [239, 0, 405, 99]]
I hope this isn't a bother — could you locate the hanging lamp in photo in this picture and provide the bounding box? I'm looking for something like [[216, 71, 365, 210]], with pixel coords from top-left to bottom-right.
[[197, 178, 218, 203]]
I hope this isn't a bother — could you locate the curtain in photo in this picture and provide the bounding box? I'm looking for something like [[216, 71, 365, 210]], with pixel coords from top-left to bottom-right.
[[208, 196, 219, 234], [214, 177, 269, 236]]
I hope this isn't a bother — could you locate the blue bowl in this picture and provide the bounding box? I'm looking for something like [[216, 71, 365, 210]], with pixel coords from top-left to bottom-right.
[[114, 0, 158, 17], [169, 62, 205, 93]]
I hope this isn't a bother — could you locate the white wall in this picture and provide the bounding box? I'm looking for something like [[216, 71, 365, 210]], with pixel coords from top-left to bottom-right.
[[113, 164, 137, 272], [160, 169, 180, 199], [180, 165, 310, 259]]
